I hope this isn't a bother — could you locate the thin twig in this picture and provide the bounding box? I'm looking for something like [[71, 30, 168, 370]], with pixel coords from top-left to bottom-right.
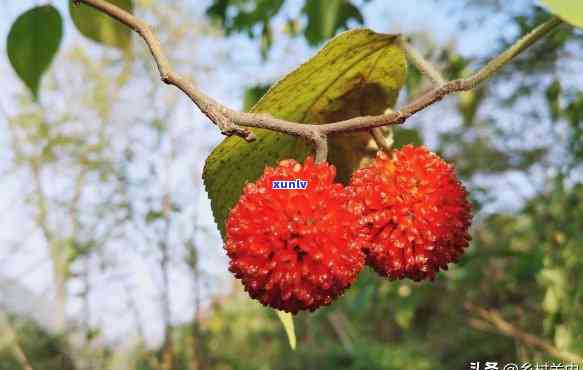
[[76, 0, 563, 146], [324, 17, 563, 134], [312, 133, 329, 163], [466, 303, 583, 364], [370, 108, 395, 151], [371, 127, 393, 152], [400, 37, 446, 85], [76, 0, 255, 142]]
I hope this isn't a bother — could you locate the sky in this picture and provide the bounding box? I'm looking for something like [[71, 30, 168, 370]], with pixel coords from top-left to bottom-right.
[[0, 0, 552, 347]]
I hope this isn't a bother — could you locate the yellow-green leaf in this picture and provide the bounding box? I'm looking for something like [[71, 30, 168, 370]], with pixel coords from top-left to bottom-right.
[[275, 310, 296, 350], [541, 0, 583, 29], [203, 29, 406, 238], [69, 0, 133, 50], [7, 5, 63, 100]]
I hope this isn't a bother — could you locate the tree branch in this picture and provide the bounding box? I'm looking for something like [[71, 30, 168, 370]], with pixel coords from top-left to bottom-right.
[[76, 0, 256, 142], [76, 0, 563, 154], [370, 127, 392, 151], [466, 303, 583, 364], [400, 37, 446, 85], [464, 17, 562, 89], [312, 133, 329, 163]]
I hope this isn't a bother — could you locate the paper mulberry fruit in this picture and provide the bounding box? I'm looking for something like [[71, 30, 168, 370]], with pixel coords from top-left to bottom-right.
[[225, 157, 365, 313], [348, 145, 472, 281]]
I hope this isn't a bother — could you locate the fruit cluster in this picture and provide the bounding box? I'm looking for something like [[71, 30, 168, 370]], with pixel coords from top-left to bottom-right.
[[225, 145, 472, 314]]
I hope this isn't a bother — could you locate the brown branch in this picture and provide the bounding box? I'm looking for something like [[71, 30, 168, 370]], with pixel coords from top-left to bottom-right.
[[466, 303, 583, 364], [75, 0, 563, 159], [312, 133, 329, 163], [371, 127, 393, 151], [76, 0, 256, 142], [370, 108, 395, 151]]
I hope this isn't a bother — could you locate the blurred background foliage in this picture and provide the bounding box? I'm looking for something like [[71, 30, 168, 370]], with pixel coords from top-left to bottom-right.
[[0, 0, 582, 369]]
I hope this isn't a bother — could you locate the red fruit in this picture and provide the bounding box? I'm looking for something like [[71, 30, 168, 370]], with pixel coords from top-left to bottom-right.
[[348, 145, 472, 281], [225, 157, 365, 313]]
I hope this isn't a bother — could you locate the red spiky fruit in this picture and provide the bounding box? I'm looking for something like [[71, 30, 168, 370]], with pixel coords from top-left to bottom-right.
[[347, 145, 472, 281], [225, 157, 365, 313]]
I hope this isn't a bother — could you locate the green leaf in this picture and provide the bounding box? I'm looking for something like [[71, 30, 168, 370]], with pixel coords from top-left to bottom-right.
[[392, 127, 423, 148], [302, 0, 364, 45], [260, 21, 273, 59], [7, 5, 63, 100], [457, 87, 486, 126], [206, 0, 284, 37], [349, 283, 375, 313], [145, 210, 164, 223], [405, 63, 423, 98], [545, 79, 562, 121], [243, 84, 271, 112], [540, 0, 583, 29], [69, 0, 133, 50], [206, 0, 230, 28], [203, 29, 406, 237], [275, 310, 296, 350], [233, 0, 284, 35]]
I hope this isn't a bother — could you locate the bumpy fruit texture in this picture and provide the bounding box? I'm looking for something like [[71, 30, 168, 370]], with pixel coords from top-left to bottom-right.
[[225, 157, 365, 313], [348, 145, 472, 281]]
